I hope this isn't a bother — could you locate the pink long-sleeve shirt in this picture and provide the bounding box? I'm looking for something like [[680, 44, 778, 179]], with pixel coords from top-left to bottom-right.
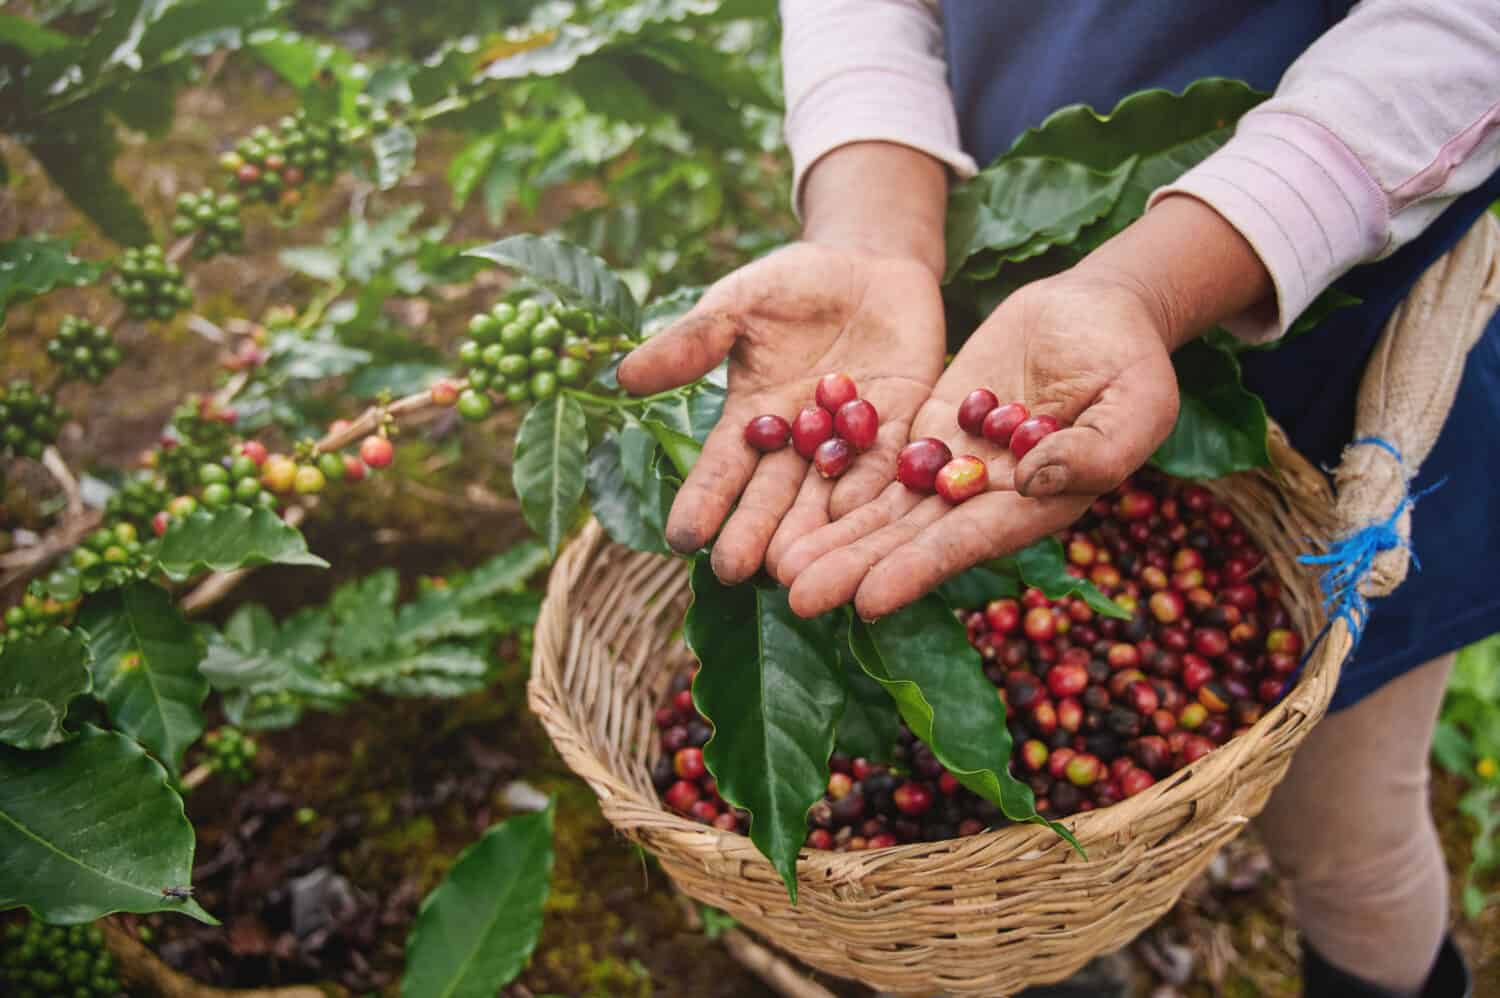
[[781, 0, 1500, 341]]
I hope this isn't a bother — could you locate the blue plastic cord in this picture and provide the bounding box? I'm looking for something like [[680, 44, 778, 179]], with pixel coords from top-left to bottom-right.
[[1272, 437, 1440, 699]]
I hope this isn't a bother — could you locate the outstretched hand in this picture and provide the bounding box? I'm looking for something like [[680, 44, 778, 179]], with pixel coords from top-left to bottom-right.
[[774, 272, 1183, 620], [616, 242, 946, 584]]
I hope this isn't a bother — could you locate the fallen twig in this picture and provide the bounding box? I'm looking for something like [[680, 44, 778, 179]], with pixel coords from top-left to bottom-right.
[[102, 919, 344, 998]]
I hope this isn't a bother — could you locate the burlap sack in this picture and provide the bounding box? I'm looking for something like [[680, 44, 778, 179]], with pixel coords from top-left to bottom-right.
[[1332, 212, 1500, 596]]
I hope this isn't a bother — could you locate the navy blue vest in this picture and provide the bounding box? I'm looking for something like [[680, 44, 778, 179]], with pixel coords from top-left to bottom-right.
[[941, 0, 1500, 707]]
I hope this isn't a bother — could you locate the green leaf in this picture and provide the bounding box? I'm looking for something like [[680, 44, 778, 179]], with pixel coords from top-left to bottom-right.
[[0, 727, 214, 924], [338, 646, 488, 695], [642, 418, 702, 478], [348, 363, 449, 398], [401, 803, 554, 998], [644, 382, 725, 446], [467, 234, 640, 334], [0, 630, 91, 750], [833, 641, 900, 763], [372, 124, 417, 191], [944, 155, 1135, 282], [0, 236, 104, 321], [77, 584, 207, 777], [641, 285, 706, 335], [330, 568, 399, 662], [268, 332, 372, 379], [513, 394, 589, 556], [1000, 538, 1130, 620], [847, 598, 1078, 850], [453, 541, 551, 603], [685, 562, 846, 901], [24, 106, 151, 245], [586, 421, 672, 556], [1003, 79, 1265, 243], [1152, 339, 1271, 478], [448, 132, 503, 209], [156, 506, 329, 581]]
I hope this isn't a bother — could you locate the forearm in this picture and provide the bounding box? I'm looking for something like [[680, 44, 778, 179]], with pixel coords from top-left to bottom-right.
[[800, 141, 950, 280], [1073, 194, 1273, 352]]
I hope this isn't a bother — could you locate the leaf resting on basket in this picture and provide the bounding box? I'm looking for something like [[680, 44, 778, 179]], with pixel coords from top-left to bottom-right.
[[684, 558, 847, 902]]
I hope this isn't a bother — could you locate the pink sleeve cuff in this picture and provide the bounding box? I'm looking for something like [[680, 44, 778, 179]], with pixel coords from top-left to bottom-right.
[[1149, 111, 1389, 343]]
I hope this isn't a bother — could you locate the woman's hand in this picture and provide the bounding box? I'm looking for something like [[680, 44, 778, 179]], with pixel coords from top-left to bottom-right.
[[774, 194, 1275, 620], [773, 271, 1181, 619], [616, 241, 946, 584]]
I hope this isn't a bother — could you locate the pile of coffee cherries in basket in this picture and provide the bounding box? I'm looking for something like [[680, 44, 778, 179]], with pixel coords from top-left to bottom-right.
[[652, 468, 1304, 850]]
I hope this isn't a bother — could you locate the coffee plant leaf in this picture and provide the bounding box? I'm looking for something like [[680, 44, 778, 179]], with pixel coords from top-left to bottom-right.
[[848, 597, 1080, 852], [337, 646, 488, 695], [640, 284, 707, 335], [641, 417, 701, 478], [586, 422, 672, 556], [267, 332, 372, 380], [0, 236, 105, 321], [944, 155, 1135, 283], [1000, 538, 1132, 620], [1002, 78, 1265, 245], [0, 727, 214, 924], [109, 0, 277, 65], [0, 630, 92, 751], [372, 123, 418, 190], [78, 583, 207, 778], [833, 639, 901, 763], [348, 363, 450, 399], [449, 541, 551, 603], [330, 568, 399, 662], [402, 802, 554, 998], [448, 133, 504, 209], [513, 393, 589, 556], [686, 561, 847, 901], [156, 506, 329, 581], [644, 381, 725, 446], [467, 234, 641, 334], [1151, 338, 1270, 478], [24, 104, 152, 246]]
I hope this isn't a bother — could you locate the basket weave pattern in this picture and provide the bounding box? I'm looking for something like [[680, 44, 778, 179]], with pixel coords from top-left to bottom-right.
[[528, 431, 1350, 997]]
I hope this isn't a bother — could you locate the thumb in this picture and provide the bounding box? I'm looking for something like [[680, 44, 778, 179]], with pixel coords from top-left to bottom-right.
[[1013, 356, 1179, 498], [616, 309, 739, 396]]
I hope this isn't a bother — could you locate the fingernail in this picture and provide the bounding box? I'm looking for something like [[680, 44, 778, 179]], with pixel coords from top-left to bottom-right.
[[1027, 464, 1069, 497]]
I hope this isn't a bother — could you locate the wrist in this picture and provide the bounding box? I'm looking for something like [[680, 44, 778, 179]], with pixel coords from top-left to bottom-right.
[[800, 141, 949, 281], [1072, 194, 1274, 352]]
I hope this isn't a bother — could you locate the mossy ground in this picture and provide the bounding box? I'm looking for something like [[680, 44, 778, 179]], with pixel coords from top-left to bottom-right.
[[2, 48, 1494, 998]]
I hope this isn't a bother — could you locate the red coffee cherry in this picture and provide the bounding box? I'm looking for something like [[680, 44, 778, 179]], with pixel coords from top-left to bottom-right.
[[935, 455, 988, 502], [982, 402, 1029, 447], [815, 372, 858, 412], [360, 435, 394, 469], [957, 388, 999, 435], [791, 406, 834, 459], [896, 437, 953, 493], [813, 437, 854, 478], [1009, 415, 1062, 459], [834, 399, 879, 451], [744, 414, 792, 452]]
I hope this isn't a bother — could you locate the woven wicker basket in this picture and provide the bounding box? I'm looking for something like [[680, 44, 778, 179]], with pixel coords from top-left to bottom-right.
[[528, 428, 1349, 997]]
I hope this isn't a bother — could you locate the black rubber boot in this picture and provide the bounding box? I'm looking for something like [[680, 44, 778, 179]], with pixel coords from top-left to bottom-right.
[[1303, 935, 1472, 998]]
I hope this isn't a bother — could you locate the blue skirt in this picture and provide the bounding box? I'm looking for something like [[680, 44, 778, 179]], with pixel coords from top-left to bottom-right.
[[940, 0, 1500, 709]]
